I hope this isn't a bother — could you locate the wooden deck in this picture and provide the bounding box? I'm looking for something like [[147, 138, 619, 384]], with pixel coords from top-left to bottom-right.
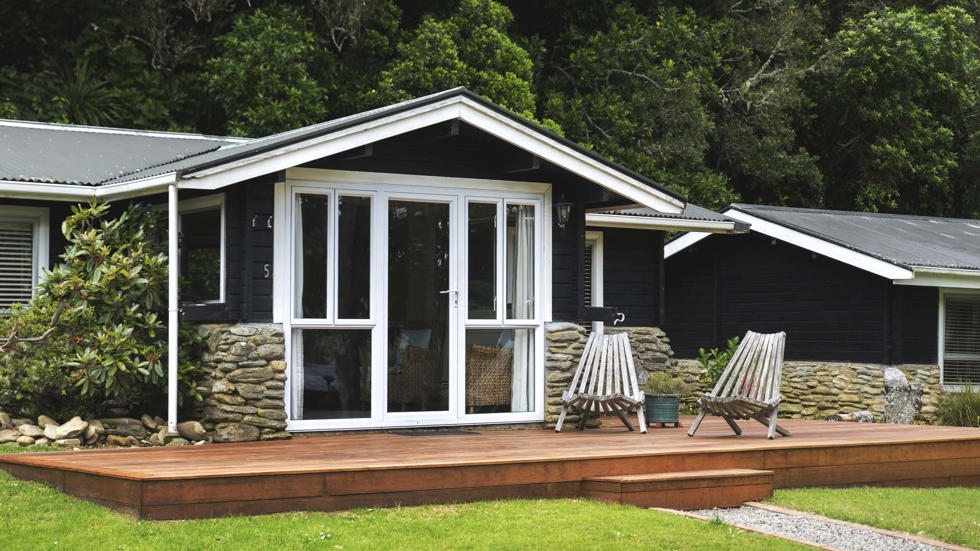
[[1, 417, 978, 520]]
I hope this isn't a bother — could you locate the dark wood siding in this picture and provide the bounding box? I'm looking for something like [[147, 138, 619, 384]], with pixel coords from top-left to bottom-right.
[[665, 232, 912, 363], [594, 228, 663, 326], [890, 285, 938, 364]]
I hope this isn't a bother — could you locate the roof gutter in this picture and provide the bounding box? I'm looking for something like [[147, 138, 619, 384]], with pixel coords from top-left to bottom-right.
[[585, 212, 742, 233], [893, 267, 980, 290], [0, 172, 177, 202]]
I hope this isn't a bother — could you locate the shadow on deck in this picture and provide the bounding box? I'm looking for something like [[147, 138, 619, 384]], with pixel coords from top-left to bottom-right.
[[1, 416, 978, 519]]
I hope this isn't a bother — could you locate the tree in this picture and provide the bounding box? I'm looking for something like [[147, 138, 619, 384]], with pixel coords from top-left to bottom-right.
[[806, 6, 980, 216], [373, 0, 537, 118], [204, 6, 331, 136]]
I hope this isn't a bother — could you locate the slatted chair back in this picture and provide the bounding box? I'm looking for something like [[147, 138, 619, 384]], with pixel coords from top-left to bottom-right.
[[555, 331, 646, 433], [712, 331, 785, 403]]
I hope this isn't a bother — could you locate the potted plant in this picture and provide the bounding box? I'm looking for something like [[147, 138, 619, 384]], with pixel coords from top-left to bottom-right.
[[640, 371, 689, 427]]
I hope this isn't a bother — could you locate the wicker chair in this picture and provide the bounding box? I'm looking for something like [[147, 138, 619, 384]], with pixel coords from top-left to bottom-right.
[[389, 345, 440, 410], [465, 344, 513, 413]]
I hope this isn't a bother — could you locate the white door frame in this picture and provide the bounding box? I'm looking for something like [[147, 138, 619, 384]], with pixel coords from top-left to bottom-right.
[[280, 169, 550, 431]]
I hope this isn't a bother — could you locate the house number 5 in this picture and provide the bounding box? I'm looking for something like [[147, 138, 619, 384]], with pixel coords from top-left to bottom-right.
[[263, 264, 272, 279]]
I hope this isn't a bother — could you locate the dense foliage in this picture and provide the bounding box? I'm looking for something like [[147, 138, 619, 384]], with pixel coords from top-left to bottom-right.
[[0, 202, 201, 419], [1, 0, 977, 214]]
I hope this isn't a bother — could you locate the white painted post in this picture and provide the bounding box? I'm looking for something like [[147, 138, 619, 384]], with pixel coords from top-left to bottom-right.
[[167, 183, 179, 434]]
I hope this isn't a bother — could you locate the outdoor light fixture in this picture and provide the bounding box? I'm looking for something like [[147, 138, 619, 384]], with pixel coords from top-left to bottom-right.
[[554, 196, 573, 229]]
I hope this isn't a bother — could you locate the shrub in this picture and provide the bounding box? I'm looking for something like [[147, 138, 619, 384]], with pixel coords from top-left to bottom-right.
[[0, 201, 202, 418], [640, 371, 689, 396], [936, 387, 980, 427], [697, 335, 740, 389]]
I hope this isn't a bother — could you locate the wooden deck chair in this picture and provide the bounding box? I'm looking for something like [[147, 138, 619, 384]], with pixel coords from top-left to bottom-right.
[[688, 330, 790, 439], [555, 332, 646, 433]]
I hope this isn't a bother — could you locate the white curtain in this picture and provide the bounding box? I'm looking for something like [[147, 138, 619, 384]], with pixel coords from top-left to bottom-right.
[[511, 205, 535, 411], [291, 330, 304, 419]]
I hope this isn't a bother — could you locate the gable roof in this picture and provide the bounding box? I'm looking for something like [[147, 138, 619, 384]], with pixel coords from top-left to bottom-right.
[[585, 204, 749, 233], [0, 88, 688, 215], [665, 203, 980, 288]]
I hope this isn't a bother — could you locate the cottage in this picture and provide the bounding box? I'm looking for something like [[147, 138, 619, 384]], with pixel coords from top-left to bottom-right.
[[0, 88, 739, 435], [665, 204, 980, 412]]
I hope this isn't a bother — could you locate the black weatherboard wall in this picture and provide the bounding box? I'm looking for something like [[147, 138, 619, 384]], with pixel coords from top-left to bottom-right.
[[664, 232, 937, 364]]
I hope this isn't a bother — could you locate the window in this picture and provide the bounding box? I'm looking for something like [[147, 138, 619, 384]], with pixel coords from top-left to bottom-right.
[[942, 292, 980, 386], [584, 231, 604, 309], [178, 195, 225, 304], [0, 206, 48, 311]]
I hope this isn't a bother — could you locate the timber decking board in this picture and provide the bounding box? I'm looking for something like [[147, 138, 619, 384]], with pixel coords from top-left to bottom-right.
[[1, 417, 978, 519]]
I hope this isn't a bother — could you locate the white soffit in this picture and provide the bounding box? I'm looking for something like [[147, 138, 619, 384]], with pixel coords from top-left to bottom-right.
[[585, 212, 737, 233], [666, 208, 915, 280], [179, 96, 685, 215]]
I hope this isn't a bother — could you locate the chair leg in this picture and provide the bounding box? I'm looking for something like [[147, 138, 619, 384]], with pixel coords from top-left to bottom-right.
[[577, 410, 589, 430], [636, 402, 647, 434], [723, 415, 742, 436], [616, 410, 635, 432], [687, 410, 706, 437], [751, 410, 791, 438], [555, 405, 569, 432]]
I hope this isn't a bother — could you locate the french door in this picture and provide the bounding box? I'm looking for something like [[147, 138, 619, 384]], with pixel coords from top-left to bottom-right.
[[285, 173, 544, 431]]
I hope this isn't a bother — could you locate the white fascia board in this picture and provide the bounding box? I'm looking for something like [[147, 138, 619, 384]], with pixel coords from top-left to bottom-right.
[[456, 99, 684, 214], [585, 212, 735, 232], [894, 268, 980, 289], [724, 209, 915, 280], [179, 100, 465, 190], [664, 231, 713, 258], [0, 172, 177, 202]]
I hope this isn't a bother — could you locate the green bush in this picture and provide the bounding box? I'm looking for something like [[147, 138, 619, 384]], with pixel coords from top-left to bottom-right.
[[697, 335, 740, 389], [640, 371, 689, 395], [936, 387, 980, 427], [0, 201, 202, 419]]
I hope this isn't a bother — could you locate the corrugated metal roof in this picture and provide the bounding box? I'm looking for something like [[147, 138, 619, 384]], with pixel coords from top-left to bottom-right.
[[733, 204, 980, 271], [0, 120, 246, 185], [596, 204, 748, 230]]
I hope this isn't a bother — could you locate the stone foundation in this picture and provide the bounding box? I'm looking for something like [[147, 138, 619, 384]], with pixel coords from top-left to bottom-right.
[[196, 323, 290, 441], [544, 323, 676, 428], [673, 359, 942, 423]]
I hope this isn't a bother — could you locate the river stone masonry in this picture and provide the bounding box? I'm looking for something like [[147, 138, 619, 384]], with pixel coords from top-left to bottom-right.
[[544, 323, 676, 429], [673, 359, 941, 423], [197, 323, 291, 442]]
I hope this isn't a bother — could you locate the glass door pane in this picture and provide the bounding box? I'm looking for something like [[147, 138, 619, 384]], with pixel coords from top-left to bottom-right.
[[467, 202, 496, 319], [387, 200, 450, 412]]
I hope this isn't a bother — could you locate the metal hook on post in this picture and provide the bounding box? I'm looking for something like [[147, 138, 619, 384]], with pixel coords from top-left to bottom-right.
[[613, 312, 626, 326]]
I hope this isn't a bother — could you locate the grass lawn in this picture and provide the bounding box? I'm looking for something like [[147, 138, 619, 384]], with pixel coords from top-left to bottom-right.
[[768, 487, 980, 548], [0, 446, 807, 551]]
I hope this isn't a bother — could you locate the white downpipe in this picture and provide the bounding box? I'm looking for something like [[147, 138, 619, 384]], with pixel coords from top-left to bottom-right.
[[167, 183, 179, 434]]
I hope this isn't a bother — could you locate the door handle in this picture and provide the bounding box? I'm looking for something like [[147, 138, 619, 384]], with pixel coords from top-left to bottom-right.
[[440, 289, 459, 307]]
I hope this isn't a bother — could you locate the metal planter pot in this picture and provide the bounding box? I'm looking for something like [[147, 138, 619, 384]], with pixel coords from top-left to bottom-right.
[[644, 393, 680, 427]]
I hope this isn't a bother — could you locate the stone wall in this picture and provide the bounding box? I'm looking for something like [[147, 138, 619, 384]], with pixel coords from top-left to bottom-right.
[[197, 323, 291, 442], [673, 359, 942, 423], [543, 323, 676, 428]]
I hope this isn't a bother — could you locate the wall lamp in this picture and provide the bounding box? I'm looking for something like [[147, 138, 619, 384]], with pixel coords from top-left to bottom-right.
[[554, 195, 573, 229]]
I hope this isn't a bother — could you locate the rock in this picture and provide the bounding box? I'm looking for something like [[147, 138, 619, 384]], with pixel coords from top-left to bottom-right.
[[165, 437, 190, 447], [213, 422, 260, 443], [227, 366, 273, 384], [37, 415, 58, 428], [242, 415, 287, 430], [43, 424, 60, 440], [237, 383, 266, 400], [101, 418, 148, 439], [148, 432, 162, 445], [153, 416, 166, 428], [177, 421, 208, 442], [16, 435, 35, 446], [0, 411, 12, 429], [140, 414, 159, 431], [211, 380, 236, 394], [884, 367, 909, 389], [11, 418, 32, 427], [54, 438, 82, 448], [84, 420, 105, 445], [259, 431, 292, 441], [17, 424, 44, 438], [52, 416, 88, 440], [34, 437, 50, 446], [0, 429, 21, 443]]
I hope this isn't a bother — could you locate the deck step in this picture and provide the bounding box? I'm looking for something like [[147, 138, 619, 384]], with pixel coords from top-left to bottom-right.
[[582, 468, 774, 510]]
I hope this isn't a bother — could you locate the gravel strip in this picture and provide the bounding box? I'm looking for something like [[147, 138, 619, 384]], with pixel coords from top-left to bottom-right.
[[688, 505, 945, 551]]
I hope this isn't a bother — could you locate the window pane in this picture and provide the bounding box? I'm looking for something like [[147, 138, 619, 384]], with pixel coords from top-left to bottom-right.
[[944, 295, 980, 384], [468, 202, 496, 319], [296, 194, 328, 318], [292, 329, 372, 420], [180, 210, 221, 302], [0, 221, 34, 309], [506, 204, 535, 320], [337, 196, 371, 319], [465, 329, 533, 413]]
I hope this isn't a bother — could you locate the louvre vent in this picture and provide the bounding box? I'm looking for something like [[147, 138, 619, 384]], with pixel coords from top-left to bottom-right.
[[943, 294, 980, 385], [0, 221, 35, 310], [584, 241, 594, 307]]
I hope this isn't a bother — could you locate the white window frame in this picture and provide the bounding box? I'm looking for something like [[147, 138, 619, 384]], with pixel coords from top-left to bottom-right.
[[0, 205, 49, 310], [280, 168, 550, 431], [177, 194, 226, 304], [585, 231, 604, 333], [938, 288, 980, 389]]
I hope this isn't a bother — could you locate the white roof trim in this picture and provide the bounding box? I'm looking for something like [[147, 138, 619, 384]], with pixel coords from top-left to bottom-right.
[[666, 208, 915, 280], [0, 172, 177, 201], [664, 231, 712, 258], [895, 268, 980, 290], [585, 212, 736, 232], [180, 95, 685, 214]]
